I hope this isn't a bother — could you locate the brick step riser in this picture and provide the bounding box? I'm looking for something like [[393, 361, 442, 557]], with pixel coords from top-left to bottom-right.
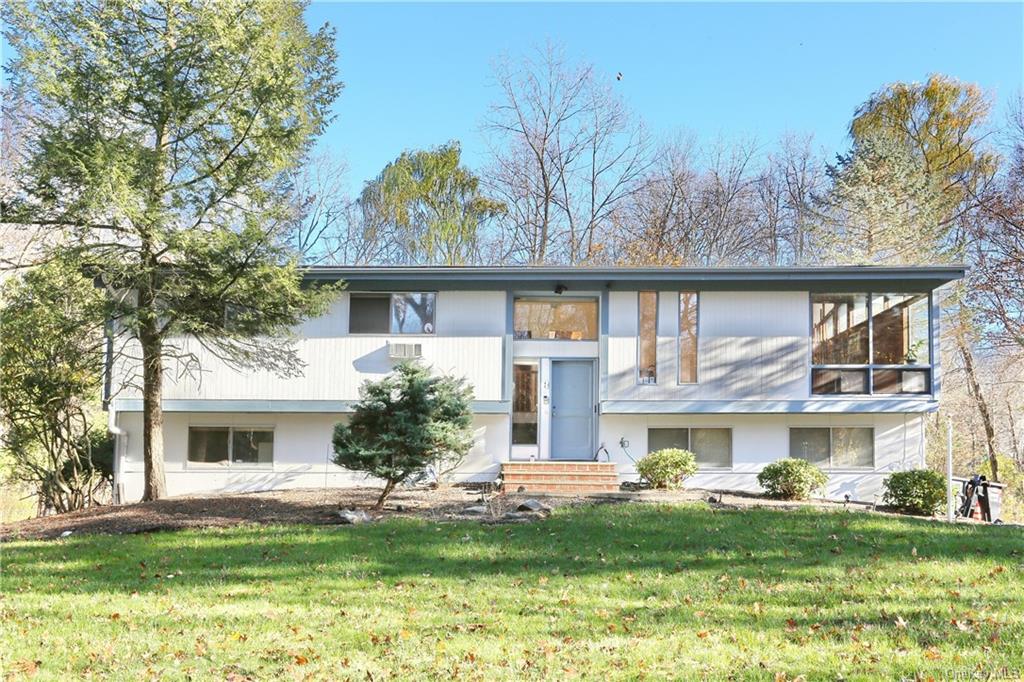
[[503, 463, 616, 473], [503, 475, 620, 485], [504, 483, 621, 494]]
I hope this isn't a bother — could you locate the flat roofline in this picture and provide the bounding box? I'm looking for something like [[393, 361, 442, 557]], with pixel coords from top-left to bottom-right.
[[302, 265, 965, 292]]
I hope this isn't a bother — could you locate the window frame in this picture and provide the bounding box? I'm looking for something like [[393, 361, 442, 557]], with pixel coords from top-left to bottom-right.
[[186, 426, 275, 468], [348, 291, 438, 336], [637, 291, 659, 385], [809, 292, 932, 396], [788, 426, 875, 470], [646, 425, 732, 470], [677, 291, 699, 385], [512, 296, 600, 341]]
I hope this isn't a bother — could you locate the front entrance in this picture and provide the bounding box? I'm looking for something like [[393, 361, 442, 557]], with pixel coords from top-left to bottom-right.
[[511, 358, 596, 461], [549, 360, 595, 460]]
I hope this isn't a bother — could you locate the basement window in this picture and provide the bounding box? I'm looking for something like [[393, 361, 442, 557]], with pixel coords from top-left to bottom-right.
[[647, 427, 732, 469], [188, 427, 274, 466], [789, 427, 874, 469]]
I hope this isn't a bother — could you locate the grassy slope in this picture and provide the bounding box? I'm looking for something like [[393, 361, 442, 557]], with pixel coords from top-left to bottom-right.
[[1, 504, 1021, 681]]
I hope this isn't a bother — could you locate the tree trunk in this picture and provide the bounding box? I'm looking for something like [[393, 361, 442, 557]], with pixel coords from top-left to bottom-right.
[[957, 334, 999, 482], [374, 479, 396, 509], [140, 317, 167, 501]]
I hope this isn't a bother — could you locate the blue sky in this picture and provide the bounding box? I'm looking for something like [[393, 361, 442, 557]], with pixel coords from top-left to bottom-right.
[[308, 2, 1023, 195]]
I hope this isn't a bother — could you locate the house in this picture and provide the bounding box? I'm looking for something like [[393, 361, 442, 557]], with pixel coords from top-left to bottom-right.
[[109, 265, 964, 502]]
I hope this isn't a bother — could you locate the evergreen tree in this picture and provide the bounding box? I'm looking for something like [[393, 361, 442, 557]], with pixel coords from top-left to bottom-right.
[[333, 362, 474, 508], [2, 0, 342, 499]]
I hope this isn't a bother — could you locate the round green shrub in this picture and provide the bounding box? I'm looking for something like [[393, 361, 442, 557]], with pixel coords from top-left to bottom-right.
[[883, 469, 946, 516], [636, 448, 698, 489], [757, 458, 828, 500]]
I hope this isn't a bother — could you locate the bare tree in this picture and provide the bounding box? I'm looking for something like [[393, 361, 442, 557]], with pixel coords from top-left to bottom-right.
[[283, 153, 351, 265], [483, 43, 651, 264]]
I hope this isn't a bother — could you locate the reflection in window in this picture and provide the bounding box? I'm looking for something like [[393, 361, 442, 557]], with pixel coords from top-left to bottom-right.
[[811, 368, 868, 395], [647, 427, 731, 468], [872, 369, 930, 394], [679, 292, 698, 383], [638, 292, 657, 384], [648, 428, 689, 452], [872, 294, 929, 365], [391, 293, 436, 334], [789, 427, 874, 468], [512, 363, 538, 445], [812, 294, 869, 365], [692, 428, 731, 468], [231, 429, 275, 465], [188, 427, 230, 464], [789, 428, 831, 467], [513, 299, 598, 340]]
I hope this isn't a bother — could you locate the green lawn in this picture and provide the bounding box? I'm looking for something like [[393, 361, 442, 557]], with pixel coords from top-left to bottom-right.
[[2, 503, 1022, 681]]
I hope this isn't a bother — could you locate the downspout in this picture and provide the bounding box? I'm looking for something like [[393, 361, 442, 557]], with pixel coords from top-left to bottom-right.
[[102, 316, 126, 503]]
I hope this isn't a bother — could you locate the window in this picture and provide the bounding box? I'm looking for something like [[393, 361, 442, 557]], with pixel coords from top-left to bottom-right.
[[513, 298, 598, 340], [349, 293, 436, 334], [349, 295, 390, 333], [811, 293, 931, 395], [872, 294, 930, 365], [638, 291, 658, 384], [188, 427, 274, 466], [512, 363, 539, 445], [679, 292, 698, 383], [647, 427, 731, 468], [391, 293, 435, 334], [648, 427, 688, 452], [789, 427, 873, 468]]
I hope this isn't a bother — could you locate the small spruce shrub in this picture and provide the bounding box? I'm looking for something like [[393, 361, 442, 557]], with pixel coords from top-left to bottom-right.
[[757, 458, 828, 500], [636, 449, 698, 489], [883, 469, 946, 516]]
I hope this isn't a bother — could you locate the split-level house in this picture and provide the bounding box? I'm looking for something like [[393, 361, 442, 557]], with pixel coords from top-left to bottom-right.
[[109, 265, 964, 502]]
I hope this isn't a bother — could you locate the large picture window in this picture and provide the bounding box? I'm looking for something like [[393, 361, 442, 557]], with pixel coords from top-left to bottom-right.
[[811, 293, 931, 395], [647, 427, 731, 468], [679, 292, 698, 383], [789, 427, 874, 468], [513, 298, 598, 340], [349, 293, 436, 334], [188, 427, 274, 466]]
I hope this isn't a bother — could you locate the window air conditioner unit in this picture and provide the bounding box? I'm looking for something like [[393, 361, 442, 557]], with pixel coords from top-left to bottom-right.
[[388, 342, 422, 359]]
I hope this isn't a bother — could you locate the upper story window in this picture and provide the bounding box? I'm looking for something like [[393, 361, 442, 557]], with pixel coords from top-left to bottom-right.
[[811, 293, 930, 395], [638, 291, 658, 384], [679, 292, 698, 384], [513, 298, 597, 340], [349, 292, 436, 334]]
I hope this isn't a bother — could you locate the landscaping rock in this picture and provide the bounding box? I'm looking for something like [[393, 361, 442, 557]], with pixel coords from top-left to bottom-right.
[[463, 505, 489, 515], [516, 499, 551, 514], [337, 509, 373, 525], [491, 510, 546, 524]]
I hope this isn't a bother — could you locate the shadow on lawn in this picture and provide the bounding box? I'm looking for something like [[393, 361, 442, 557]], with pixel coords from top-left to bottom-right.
[[6, 504, 1022, 605]]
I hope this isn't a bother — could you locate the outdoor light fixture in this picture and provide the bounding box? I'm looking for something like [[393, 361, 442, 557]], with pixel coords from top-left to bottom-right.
[[554, 283, 567, 294]]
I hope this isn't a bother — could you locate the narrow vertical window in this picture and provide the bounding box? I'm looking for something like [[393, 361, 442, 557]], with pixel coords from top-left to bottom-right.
[[638, 291, 658, 384], [678, 292, 698, 383]]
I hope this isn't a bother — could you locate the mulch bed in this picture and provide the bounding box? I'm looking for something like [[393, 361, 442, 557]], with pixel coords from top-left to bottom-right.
[[0, 486, 588, 541]]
